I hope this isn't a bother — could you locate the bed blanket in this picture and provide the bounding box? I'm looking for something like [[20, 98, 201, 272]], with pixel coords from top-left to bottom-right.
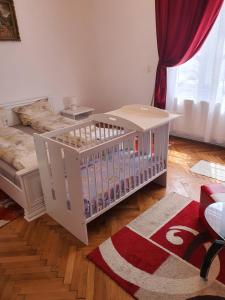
[[30, 114, 76, 133], [0, 127, 37, 171], [31, 114, 98, 147]]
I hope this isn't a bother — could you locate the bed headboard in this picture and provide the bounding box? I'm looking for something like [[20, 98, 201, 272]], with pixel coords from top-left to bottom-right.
[[1, 97, 49, 126]]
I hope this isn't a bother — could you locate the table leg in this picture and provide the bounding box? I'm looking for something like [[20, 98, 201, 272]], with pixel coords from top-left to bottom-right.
[[200, 239, 225, 280], [183, 231, 210, 261]]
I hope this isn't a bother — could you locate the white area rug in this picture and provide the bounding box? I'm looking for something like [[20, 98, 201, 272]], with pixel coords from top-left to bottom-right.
[[191, 160, 225, 181]]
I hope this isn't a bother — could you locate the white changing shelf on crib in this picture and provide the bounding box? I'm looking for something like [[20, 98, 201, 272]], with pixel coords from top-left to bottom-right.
[[107, 104, 179, 132]]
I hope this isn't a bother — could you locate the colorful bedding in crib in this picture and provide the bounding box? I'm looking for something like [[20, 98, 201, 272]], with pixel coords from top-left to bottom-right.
[[80, 148, 166, 218]]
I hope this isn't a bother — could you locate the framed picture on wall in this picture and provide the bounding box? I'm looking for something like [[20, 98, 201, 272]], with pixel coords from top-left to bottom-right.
[[0, 0, 20, 41]]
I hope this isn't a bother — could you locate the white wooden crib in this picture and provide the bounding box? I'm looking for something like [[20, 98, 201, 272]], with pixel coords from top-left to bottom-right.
[[34, 105, 178, 244]]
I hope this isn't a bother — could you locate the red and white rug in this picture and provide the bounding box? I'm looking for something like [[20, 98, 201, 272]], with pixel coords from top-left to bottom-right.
[[88, 193, 225, 299], [0, 191, 23, 228]]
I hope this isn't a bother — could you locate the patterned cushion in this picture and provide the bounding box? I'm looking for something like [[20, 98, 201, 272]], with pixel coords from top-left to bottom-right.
[[12, 99, 52, 126]]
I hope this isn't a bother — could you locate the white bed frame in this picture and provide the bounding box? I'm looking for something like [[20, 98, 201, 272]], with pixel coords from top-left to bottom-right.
[[0, 97, 48, 221], [34, 105, 178, 244]]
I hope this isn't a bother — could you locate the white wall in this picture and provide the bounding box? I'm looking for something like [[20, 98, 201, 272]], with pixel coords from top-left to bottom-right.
[[0, 0, 91, 111], [84, 0, 158, 112], [0, 0, 158, 113]]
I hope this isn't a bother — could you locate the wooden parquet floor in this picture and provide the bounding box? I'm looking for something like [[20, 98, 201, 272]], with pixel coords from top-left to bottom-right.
[[0, 136, 225, 300]]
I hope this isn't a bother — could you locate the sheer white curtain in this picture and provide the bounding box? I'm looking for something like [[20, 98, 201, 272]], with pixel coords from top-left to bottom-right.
[[167, 2, 225, 146]]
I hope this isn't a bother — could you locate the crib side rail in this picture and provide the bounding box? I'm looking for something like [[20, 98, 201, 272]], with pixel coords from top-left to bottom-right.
[[79, 130, 136, 156], [82, 123, 170, 221], [39, 120, 92, 138], [92, 113, 143, 132], [39, 119, 132, 152]]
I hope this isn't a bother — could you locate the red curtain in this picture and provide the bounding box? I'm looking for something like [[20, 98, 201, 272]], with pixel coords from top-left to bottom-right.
[[154, 0, 224, 109]]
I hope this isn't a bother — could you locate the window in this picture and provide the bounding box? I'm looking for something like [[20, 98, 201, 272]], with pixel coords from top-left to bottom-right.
[[167, 3, 225, 145], [170, 2, 225, 108]]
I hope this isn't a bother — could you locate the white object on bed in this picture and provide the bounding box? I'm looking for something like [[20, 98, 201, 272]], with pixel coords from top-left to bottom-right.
[[191, 160, 225, 181], [34, 105, 179, 244]]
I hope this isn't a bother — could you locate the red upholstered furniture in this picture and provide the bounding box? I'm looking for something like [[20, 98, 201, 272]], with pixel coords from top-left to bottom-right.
[[200, 184, 225, 231]]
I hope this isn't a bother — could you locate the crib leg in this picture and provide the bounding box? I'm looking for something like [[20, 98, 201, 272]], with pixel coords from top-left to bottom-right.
[[153, 172, 167, 187]]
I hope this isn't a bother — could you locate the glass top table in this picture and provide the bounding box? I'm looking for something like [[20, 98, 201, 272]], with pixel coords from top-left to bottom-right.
[[205, 202, 225, 240], [200, 202, 225, 279]]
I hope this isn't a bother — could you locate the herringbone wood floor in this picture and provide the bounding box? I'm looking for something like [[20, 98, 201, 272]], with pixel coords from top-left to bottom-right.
[[0, 136, 225, 300]]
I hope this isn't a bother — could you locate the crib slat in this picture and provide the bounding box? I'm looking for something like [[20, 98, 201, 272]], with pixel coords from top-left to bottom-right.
[[164, 123, 169, 169], [84, 126, 87, 143], [153, 129, 156, 175], [132, 137, 136, 187], [118, 143, 121, 198], [103, 123, 106, 140], [89, 125, 92, 143], [159, 127, 163, 171], [99, 151, 104, 206], [112, 146, 116, 201], [155, 128, 159, 173], [150, 131, 153, 177], [106, 148, 110, 206], [128, 138, 131, 189], [145, 132, 149, 180], [85, 155, 92, 216], [137, 135, 142, 185], [142, 133, 147, 181], [93, 155, 99, 211], [122, 140, 126, 191], [157, 128, 160, 171], [130, 137, 135, 189]]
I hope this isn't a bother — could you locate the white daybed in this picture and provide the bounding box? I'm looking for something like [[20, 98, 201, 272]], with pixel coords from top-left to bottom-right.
[[34, 104, 178, 244], [0, 98, 48, 221], [0, 97, 79, 221]]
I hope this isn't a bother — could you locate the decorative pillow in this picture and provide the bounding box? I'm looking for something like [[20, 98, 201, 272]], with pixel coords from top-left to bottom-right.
[[12, 99, 52, 126], [0, 107, 7, 127]]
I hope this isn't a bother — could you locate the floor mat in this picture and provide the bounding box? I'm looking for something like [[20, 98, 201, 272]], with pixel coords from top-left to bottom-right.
[[0, 191, 23, 227], [191, 160, 225, 181], [88, 193, 225, 299]]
